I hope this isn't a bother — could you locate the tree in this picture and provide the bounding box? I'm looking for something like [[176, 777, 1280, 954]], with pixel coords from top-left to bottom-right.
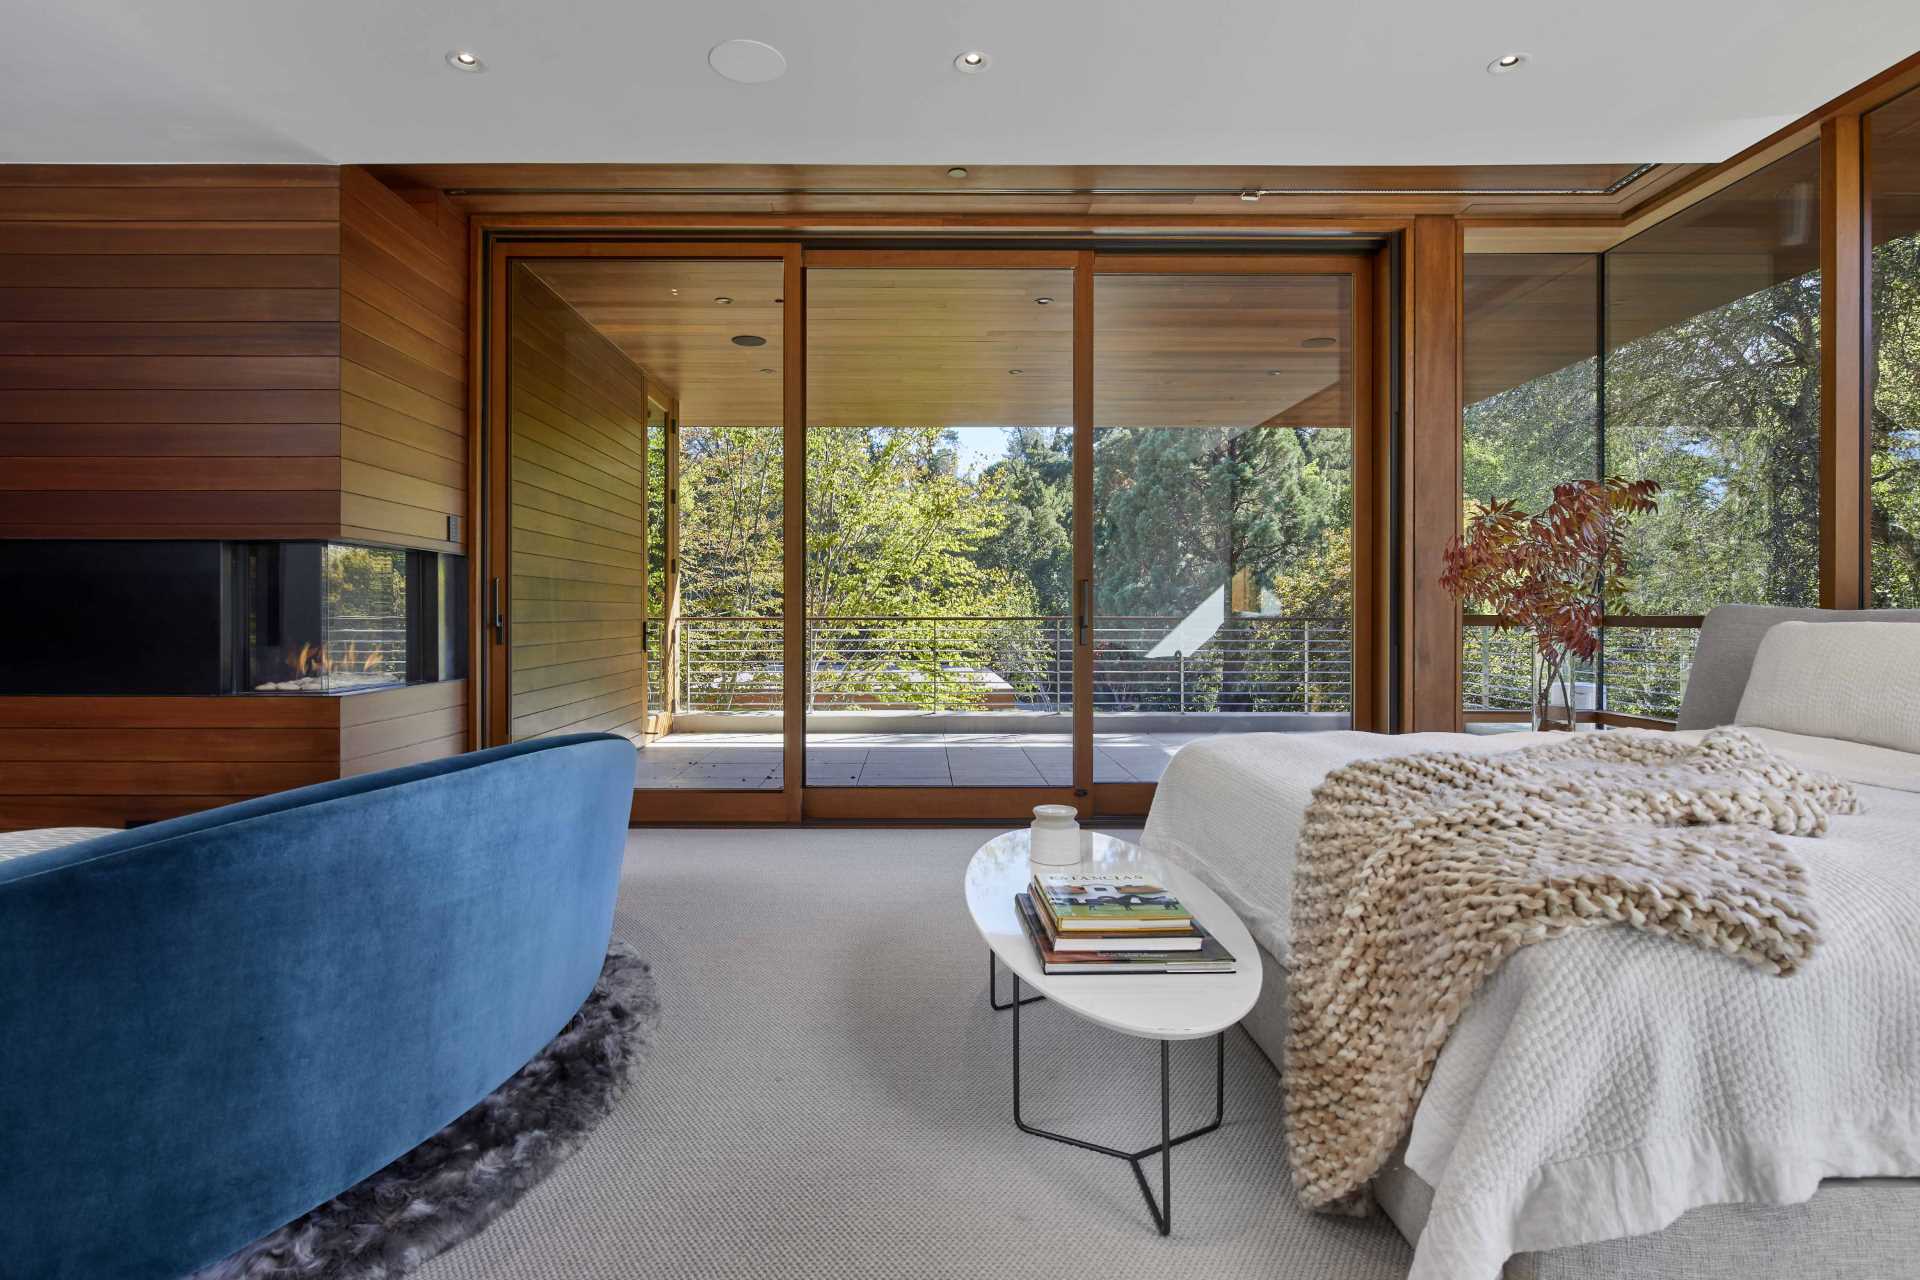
[[1871, 233, 1920, 606], [1603, 271, 1821, 614], [1090, 425, 1352, 712], [805, 427, 1040, 710], [977, 427, 1074, 616]]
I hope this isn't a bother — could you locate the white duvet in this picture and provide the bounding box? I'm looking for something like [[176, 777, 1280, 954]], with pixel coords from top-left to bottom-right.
[[1141, 727, 1920, 1280]]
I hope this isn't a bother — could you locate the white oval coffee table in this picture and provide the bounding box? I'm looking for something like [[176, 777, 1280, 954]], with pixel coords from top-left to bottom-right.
[[964, 828, 1263, 1235]]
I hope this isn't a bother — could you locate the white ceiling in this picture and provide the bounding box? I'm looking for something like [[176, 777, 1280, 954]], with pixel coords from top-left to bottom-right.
[[2, 1, 1917, 166]]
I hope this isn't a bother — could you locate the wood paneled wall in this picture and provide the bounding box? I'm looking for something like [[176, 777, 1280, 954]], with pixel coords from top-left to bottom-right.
[[0, 166, 473, 829], [0, 165, 469, 551], [0, 166, 343, 537], [340, 679, 468, 777], [507, 269, 650, 743], [0, 680, 470, 828], [0, 695, 341, 830], [339, 167, 466, 552]]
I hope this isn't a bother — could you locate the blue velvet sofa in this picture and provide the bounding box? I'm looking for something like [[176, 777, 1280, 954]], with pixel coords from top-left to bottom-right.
[[0, 732, 636, 1280]]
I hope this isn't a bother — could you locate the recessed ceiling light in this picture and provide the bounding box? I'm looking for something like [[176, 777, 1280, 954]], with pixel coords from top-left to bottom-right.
[[1008, 368, 1023, 375], [710, 39, 788, 84], [947, 166, 970, 178], [714, 296, 734, 305], [445, 50, 485, 73], [732, 334, 767, 347], [1487, 52, 1529, 74], [759, 367, 775, 374], [1301, 336, 1337, 348], [1267, 369, 1285, 376], [954, 50, 992, 74], [1033, 296, 1054, 305]]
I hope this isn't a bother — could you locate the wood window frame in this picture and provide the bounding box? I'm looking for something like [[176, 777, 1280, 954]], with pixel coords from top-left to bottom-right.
[[473, 227, 1407, 824]]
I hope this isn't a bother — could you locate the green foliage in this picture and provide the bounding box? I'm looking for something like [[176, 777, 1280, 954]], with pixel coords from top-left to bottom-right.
[[1604, 272, 1821, 613], [1091, 426, 1351, 619], [665, 420, 1354, 714], [679, 426, 785, 619], [1463, 357, 1597, 512], [977, 427, 1074, 616], [323, 544, 406, 620], [1872, 233, 1920, 606]]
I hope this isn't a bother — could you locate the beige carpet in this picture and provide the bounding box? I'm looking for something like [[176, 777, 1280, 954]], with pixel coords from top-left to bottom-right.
[[413, 827, 1412, 1280]]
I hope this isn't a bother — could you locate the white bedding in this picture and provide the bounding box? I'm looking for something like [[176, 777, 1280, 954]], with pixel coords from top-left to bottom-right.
[[1142, 726, 1920, 1280]]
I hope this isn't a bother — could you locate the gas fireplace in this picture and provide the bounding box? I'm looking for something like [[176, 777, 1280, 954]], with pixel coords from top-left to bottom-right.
[[0, 540, 467, 697]]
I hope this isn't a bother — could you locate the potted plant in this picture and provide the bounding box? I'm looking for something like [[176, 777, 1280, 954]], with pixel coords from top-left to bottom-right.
[[1441, 477, 1660, 731]]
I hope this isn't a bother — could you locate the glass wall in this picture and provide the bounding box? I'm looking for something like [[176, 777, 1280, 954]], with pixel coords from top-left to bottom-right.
[[1460, 255, 1600, 715], [1092, 271, 1357, 778], [1460, 146, 1824, 722], [1604, 146, 1823, 616], [1603, 146, 1820, 717], [1870, 85, 1920, 607]]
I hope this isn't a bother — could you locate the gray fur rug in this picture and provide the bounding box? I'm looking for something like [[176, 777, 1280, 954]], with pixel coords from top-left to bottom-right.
[[193, 943, 659, 1280]]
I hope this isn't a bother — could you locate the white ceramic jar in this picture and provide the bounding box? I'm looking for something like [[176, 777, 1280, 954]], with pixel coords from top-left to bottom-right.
[[1028, 803, 1082, 866]]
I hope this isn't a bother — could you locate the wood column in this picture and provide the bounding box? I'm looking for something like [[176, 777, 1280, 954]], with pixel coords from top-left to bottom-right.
[[781, 248, 805, 820], [1070, 252, 1094, 813], [1403, 216, 1464, 731], [1820, 115, 1868, 609]]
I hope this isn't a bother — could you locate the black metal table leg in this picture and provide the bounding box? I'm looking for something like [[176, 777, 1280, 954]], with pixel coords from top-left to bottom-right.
[[988, 949, 1043, 1010], [1010, 973, 1226, 1235]]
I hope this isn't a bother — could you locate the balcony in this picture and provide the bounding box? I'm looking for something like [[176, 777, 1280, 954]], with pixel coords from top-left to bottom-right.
[[636, 613, 1353, 788]]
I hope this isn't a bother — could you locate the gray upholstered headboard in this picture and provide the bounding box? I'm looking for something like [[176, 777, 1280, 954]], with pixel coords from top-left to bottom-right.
[[1676, 604, 1920, 729]]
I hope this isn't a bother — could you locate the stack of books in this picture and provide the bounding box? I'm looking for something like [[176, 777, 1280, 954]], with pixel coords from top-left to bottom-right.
[[1016, 870, 1236, 974]]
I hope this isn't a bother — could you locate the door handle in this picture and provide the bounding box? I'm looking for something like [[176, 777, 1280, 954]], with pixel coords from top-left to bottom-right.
[[490, 577, 504, 644], [1077, 579, 1091, 646]]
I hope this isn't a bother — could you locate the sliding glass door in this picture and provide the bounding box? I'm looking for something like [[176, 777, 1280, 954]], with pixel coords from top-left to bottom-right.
[[803, 257, 1077, 804], [1089, 260, 1371, 796], [485, 245, 1377, 818]]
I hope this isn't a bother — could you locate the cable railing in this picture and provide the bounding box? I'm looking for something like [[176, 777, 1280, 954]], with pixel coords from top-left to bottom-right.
[[653, 613, 1354, 714], [1091, 616, 1352, 714], [1463, 621, 1697, 722]]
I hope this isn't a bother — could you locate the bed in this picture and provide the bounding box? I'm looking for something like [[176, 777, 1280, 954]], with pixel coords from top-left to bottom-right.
[[1141, 605, 1920, 1280]]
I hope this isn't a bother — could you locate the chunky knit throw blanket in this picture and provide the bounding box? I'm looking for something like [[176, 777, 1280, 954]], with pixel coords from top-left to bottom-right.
[[1283, 727, 1858, 1212]]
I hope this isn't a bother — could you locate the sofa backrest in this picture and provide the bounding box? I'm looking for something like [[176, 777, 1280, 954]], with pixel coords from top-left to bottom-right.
[[0, 732, 636, 1280], [1676, 605, 1920, 729]]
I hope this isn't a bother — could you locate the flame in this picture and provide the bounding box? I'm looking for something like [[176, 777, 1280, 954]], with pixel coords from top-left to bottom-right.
[[362, 646, 382, 672], [293, 641, 314, 675], [340, 639, 357, 670]]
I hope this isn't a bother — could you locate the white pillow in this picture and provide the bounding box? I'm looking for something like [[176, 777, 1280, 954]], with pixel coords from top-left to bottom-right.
[[1735, 620, 1920, 754]]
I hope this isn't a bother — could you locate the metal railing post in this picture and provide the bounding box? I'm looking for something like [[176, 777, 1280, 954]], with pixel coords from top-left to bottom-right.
[[1302, 620, 1312, 713]]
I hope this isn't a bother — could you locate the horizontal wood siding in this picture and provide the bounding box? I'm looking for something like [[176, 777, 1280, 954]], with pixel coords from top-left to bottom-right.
[[0, 166, 342, 537], [0, 682, 474, 829], [339, 679, 468, 777], [0, 695, 340, 830], [337, 167, 468, 553], [509, 270, 648, 744]]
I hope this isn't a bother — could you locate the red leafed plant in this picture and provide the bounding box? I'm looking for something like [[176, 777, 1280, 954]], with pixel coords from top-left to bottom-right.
[[1442, 477, 1660, 725]]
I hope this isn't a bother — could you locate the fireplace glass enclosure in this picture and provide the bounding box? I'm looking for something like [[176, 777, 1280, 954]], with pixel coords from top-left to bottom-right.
[[0, 540, 467, 696], [242, 543, 464, 693]]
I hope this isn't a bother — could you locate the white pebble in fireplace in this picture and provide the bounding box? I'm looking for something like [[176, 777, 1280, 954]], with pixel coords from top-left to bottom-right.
[[254, 672, 402, 693]]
